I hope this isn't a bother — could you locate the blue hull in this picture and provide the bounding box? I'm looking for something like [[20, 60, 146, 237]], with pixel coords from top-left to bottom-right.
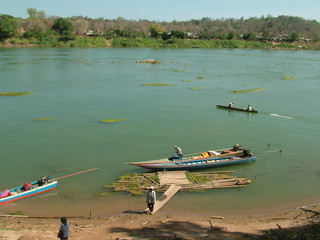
[[0, 180, 58, 205], [137, 156, 256, 171]]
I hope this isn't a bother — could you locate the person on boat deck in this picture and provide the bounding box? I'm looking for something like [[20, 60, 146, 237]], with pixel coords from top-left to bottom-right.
[[174, 146, 183, 157], [228, 102, 235, 107], [247, 105, 253, 111], [233, 144, 242, 151], [146, 186, 156, 214], [21, 182, 33, 191], [58, 217, 70, 240], [169, 146, 183, 160]]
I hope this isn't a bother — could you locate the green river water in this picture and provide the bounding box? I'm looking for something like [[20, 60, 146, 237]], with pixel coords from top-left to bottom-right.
[[0, 48, 319, 217]]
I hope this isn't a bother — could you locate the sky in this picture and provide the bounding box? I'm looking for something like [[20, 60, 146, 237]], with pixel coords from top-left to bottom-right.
[[1, 0, 319, 22]]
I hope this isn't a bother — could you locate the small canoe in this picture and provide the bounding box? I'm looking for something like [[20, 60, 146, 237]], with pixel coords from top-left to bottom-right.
[[0, 177, 57, 205], [216, 105, 258, 113], [133, 155, 256, 171]]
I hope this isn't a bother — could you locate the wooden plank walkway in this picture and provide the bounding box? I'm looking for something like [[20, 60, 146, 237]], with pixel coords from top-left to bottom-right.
[[152, 184, 181, 214], [157, 171, 190, 185]]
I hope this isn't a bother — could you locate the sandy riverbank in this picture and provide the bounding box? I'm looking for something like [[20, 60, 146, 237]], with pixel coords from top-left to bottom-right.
[[1, 204, 319, 240]]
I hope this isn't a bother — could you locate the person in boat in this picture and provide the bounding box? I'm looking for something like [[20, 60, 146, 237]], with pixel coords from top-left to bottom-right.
[[146, 186, 156, 215], [228, 102, 235, 108], [174, 146, 183, 157], [21, 182, 33, 191], [242, 149, 252, 157], [232, 144, 242, 151], [58, 217, 70, 240], [169, 146, 183, 161], [247, 105, 253, 111]]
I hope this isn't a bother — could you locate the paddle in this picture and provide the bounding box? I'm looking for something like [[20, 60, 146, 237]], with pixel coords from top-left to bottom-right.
[[54, 168, 98, 180]]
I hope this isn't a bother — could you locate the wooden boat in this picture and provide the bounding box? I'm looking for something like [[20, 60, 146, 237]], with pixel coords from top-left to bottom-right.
[[216, 105, 258, 113], [131, 155, 256, 171], [129, 145, 245, 166], [0, 177, 57, 205], [0, 168, 97, 206]]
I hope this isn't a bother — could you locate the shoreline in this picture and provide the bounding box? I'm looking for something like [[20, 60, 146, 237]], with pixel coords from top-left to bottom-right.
[[1, 204, 319, 239]]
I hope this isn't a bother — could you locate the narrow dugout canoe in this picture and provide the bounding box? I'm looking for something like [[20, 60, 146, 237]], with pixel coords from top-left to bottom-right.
[[216, 105, 258, 113]]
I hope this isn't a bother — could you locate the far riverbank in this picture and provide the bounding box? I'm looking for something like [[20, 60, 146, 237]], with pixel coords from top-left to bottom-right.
[[1, 37, 320, 50]]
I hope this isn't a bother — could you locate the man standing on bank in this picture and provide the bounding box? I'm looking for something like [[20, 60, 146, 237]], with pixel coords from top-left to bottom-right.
[[146, 186, 156, 214]]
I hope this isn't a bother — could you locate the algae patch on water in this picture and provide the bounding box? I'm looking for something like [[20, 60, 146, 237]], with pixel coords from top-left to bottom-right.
[[228, 88, 266, 93], [142, 83, 177, 86], [0, 91, 34, 97], [101, 119, 127, 123], [197, 76, 210, 79], [281, 76, 297, 80], [35, 117, 56, 121]]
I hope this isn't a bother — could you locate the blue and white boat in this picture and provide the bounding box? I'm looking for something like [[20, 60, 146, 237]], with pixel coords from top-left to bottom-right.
[[131, 155, 256, 171], [0, 177, 57, 205]]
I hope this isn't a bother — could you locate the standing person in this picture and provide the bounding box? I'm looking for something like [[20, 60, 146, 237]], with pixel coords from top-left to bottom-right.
[[146, 186, 156, 214], [58, 217, 69, 240]]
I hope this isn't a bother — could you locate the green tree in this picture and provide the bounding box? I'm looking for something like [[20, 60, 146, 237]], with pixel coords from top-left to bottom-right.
[[150, 24, 166, 38], [243, 32, 256, 41], [288, 32, 299, 42], [52, 18, 73, 35], [227, 31, 235, 40], [0, 14, 18, 40], [169, 30, 188, 39]]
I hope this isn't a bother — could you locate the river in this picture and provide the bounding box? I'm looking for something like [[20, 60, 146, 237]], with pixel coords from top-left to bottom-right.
[[0, 47, 319, 216]]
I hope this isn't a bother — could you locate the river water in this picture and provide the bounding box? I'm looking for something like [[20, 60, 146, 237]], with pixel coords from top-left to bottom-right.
[[0, 48, 319, 217]]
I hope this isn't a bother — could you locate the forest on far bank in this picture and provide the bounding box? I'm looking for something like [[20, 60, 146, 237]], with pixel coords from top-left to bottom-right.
[[1, 8, 320, 49]]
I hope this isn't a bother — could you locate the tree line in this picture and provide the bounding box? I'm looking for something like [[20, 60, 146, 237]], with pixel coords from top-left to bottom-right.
[[1, 8, 320, 45]]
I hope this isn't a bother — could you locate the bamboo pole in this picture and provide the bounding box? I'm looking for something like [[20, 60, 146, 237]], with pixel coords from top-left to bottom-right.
[[55, 168, 98, 180]]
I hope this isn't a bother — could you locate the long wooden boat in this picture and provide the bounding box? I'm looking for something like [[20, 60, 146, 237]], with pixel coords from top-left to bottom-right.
[[216, 105, 258, 113], [0, 177, 57, 205], [129, 145, 245, 166], [132, 155, 256, 171]]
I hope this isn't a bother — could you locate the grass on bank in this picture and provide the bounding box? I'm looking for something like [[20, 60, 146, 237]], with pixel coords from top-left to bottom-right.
[[3, 36, 318, 50]]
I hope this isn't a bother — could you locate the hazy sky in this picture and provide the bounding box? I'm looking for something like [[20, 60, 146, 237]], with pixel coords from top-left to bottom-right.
[[1, 0, 319, 21]]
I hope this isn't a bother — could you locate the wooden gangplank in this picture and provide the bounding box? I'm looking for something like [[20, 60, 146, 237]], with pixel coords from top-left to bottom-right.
[[151, 184, 181, 214], [157, 171, 190, 185]]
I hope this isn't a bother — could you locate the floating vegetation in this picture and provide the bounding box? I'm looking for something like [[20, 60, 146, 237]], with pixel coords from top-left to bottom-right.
[[95, 192, 112, 196], [136, 59, 161, 64], [228, 88, 266, 93], [35, 117, 56, 121], [181, 80, 192, 82], [142, 83, 177, 87], [161, 68, 186, 72], [101, 119, 127, 123], [244, 84, 253, 86], [281, 76, 297, 80], [190, 87, 203, 90], [102, 171, 251, 195], [103, 173, 160, 195], [0, 91, 34, 97], [197, 76, 210, 79]]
